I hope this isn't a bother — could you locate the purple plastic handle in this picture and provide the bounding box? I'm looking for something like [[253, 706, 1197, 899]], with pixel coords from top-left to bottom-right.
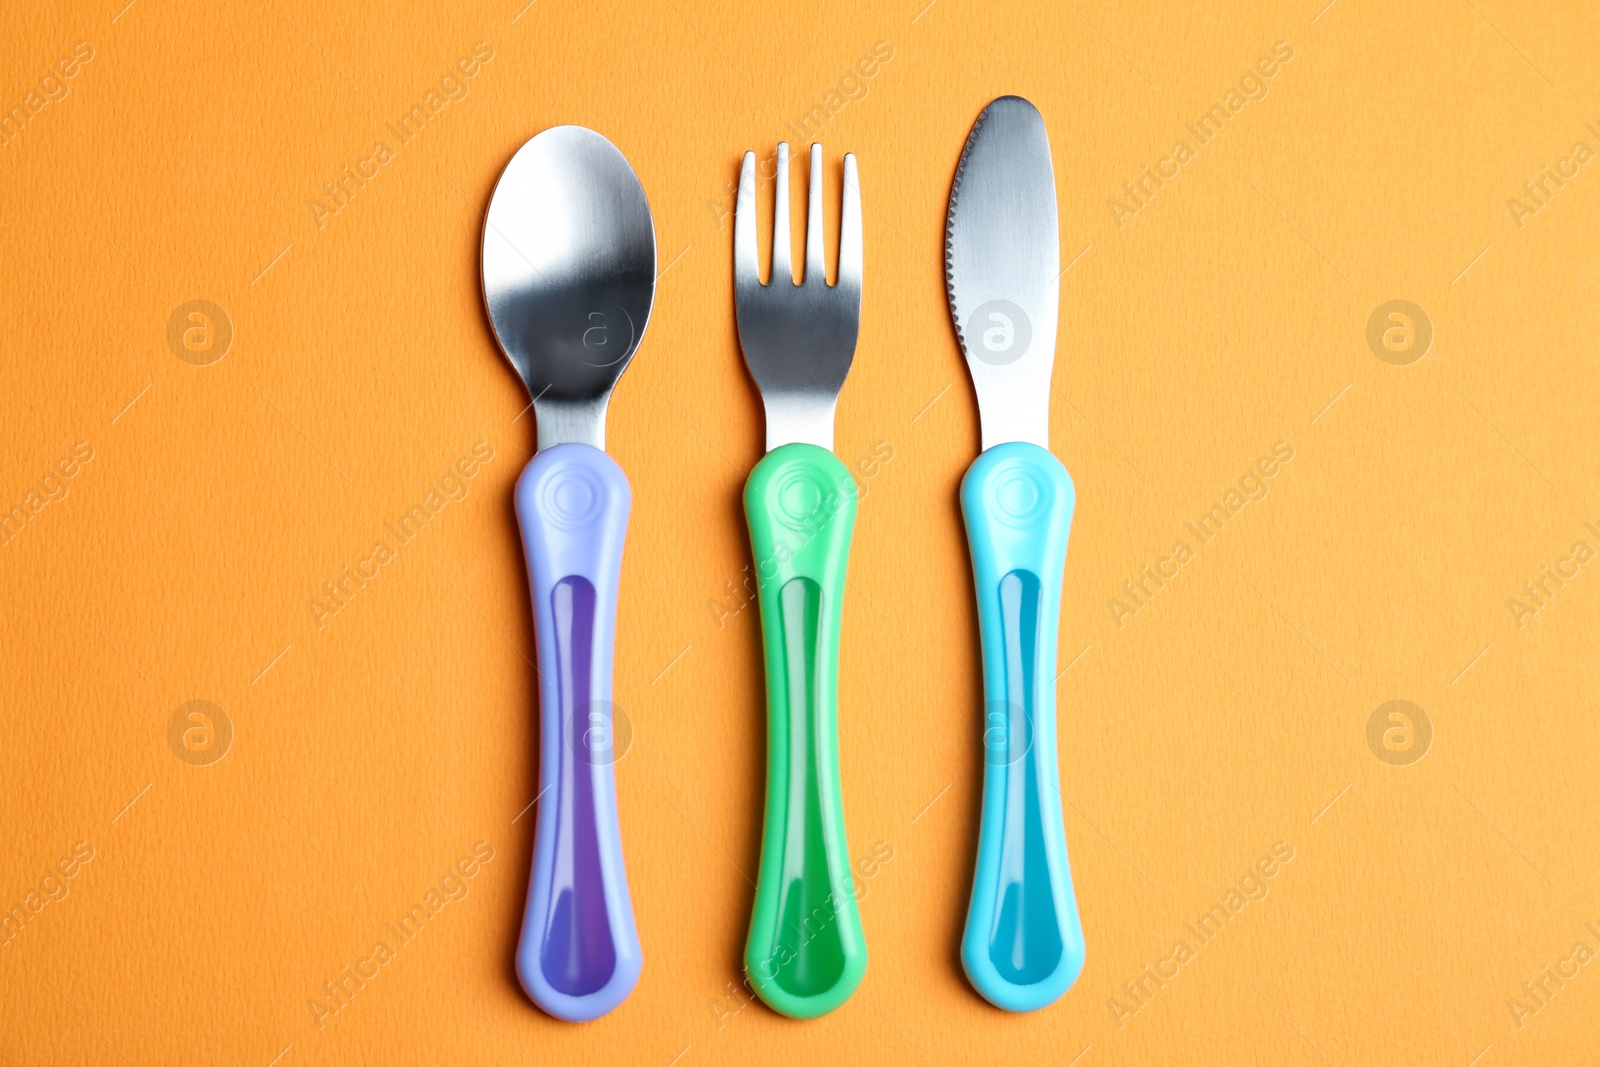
[[513, 443, 641, 1021]]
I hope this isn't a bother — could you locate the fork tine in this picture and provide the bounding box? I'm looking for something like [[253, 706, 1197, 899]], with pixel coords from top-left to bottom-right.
[[772, 143, 792, 286], [837, 152, 861, 293], [735, 151, 758, 287], [805, 143, 825, 285]]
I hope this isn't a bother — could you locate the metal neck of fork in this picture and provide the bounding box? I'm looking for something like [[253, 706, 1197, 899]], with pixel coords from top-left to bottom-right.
[[764, 393, 837, 453]]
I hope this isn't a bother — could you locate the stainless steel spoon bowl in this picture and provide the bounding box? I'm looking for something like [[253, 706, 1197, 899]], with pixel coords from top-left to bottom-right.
[[482, 126, 656, 451]]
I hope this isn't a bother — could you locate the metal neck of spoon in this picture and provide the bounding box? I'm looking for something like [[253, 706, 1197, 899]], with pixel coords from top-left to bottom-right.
[[535, 395, 610, 452]]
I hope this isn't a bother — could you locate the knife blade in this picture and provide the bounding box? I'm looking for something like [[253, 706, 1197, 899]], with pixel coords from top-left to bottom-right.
[[946, 95, 1059, 451], [944, 95, 1086, 1013]]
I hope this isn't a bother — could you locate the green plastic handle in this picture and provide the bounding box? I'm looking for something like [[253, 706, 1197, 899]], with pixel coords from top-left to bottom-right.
[[742, 442, 867, 1019]]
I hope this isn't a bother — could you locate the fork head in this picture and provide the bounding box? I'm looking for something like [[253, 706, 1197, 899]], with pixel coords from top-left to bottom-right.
[[734, 142, 862, 453]]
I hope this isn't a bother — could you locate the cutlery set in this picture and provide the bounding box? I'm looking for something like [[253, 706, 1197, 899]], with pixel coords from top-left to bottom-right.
[[480, 96, 1082, 1023]]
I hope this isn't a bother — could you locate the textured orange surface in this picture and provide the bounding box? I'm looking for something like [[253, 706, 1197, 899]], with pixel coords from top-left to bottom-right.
[[4, 1, 1600, 1064]]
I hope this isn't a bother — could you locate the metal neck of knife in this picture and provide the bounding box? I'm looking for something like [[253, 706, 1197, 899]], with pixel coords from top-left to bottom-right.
[[966, 311, 1055, 451]]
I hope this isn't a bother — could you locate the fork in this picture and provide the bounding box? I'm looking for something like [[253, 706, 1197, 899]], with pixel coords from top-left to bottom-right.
[[734, 142, 866, 1019]]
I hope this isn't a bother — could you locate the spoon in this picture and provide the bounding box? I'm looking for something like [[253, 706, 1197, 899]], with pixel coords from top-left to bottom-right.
[[481, 125, 655, 1022]]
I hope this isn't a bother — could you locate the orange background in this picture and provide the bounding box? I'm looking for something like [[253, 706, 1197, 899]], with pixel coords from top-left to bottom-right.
[[4, 0, 1600, 1063]]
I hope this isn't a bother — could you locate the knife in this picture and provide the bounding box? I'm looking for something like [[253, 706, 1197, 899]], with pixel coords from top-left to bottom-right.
[[943, 95, 1086, 1012]]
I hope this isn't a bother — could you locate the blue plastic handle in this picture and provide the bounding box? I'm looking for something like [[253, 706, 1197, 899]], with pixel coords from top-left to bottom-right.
[[513, 443, 642, 1021], [959, 441, 1085, 1012]]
